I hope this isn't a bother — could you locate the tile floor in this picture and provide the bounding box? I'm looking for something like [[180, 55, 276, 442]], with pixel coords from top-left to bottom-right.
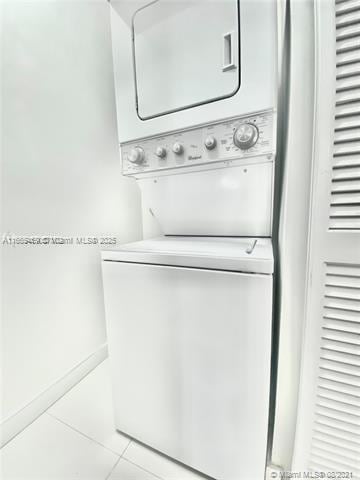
[[0, 359, 206, 480]]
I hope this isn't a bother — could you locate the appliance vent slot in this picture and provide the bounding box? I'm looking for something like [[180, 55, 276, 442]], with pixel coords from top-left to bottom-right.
[[309, 262, 360, 476], [332, 2, 360, 230]]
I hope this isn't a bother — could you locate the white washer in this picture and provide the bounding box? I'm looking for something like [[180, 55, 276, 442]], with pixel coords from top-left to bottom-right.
[[102, 236, 273, 480]]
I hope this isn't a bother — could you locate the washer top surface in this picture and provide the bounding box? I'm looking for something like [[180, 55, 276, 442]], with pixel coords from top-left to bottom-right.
[[101, 236, 273, 274]]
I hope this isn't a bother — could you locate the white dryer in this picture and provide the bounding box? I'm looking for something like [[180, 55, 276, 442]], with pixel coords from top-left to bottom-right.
[[102, 236, 273, 480], [110, 0, 278, 142]]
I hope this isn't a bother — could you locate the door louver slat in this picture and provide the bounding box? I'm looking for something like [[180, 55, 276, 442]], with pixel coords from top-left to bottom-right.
[[315, 421, 360, 445], [308, 263, 360, 473], [332, 13, 360, 229], [337, 36, 360, 55], [337, 75, 360, 91], [310, 454, 360, 474], [318, 390, 360, 407], [336, 117, 360, 129], [336, 1, 360, 17], [336, 24, 360, 42], [336, 10, 360, 29], [321, 351, 360, 367], [326, 273, 360, 285], [324, 313, 360, 325], [313, 439, 360, 462], [336, 100, 360, 116], [336, 64, 360, 80], [325, 286, 360, 299], [334, 126, 360, 141], [337, 50, 360, 66], [316, 414, 360, 435], [333, 156, 360, 169], [313, 435, 359, 455]]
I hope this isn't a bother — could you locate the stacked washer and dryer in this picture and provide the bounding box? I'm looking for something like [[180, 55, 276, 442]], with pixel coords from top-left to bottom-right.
[[102, 1, 279, 479]]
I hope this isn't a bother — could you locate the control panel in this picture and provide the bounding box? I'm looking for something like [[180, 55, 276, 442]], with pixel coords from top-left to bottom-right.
[[121, 110, 275, 176]]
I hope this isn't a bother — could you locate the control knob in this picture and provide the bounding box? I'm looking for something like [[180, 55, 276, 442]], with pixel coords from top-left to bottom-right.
[[155, 146, 167, 158], [127, 146, 145, 165], [204, 135, 217, 150], [233, 123, 259, 150], [172, 142, 184, 155]]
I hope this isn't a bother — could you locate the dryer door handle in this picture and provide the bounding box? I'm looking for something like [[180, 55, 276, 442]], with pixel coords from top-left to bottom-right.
[[222, 31, 237, 72]]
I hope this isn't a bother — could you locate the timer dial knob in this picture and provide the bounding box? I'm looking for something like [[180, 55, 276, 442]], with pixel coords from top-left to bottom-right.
[[233, 123, 259, 150], [172, 142, 184, 155], [127, 146, 145, 164], [204, 135, 217, 150], [155, 146, 167, 158]]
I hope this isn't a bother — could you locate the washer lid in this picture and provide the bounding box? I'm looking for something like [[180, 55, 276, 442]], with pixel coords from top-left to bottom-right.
[[102, 236, 273, 274]]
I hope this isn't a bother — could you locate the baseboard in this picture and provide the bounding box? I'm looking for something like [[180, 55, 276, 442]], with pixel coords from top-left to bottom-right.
[[0, 343, 108, 448]]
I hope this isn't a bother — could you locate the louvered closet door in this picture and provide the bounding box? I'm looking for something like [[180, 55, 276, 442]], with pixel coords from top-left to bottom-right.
[[292, 0, 360, 476]]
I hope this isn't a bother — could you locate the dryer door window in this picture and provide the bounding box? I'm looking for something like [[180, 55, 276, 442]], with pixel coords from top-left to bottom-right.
[[132, 0, 240, 119]]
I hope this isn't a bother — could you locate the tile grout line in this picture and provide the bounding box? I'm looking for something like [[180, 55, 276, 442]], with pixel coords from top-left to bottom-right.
[[102, 441, 165, 480], [104, 456, 122, 480], [45, 412, 123, 458], [119, 439, 132, 458], [119, 439, 165, 479], [45, 414, 169, 480], [103, 437, 132, 480], [121, 457, 165, 480], [46, 413, 201, 480]]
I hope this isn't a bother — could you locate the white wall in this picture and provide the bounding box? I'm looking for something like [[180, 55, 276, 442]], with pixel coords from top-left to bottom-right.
[[1, 0, 142, 422]]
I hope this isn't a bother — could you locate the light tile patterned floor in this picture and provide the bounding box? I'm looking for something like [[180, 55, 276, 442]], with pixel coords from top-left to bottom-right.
[[0, 360, 206, 480]]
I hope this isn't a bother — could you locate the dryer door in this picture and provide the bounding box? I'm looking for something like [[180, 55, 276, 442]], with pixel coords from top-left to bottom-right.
[[133, 0, 240, 119]]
